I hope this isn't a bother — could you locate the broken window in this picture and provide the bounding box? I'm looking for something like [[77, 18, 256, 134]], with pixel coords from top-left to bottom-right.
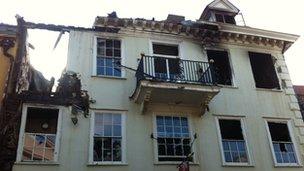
[[267, 122, 298, 164], [93, 113, 123, 162], [218, 119, 249, 163], [96, 38, 121, 77], [215, 13, 236, 24], [156, 116, 192, 162], [153, 43, 179, 57], [224, 15, 236, 24], [152, 43, 180, 80], [249, 52, 280, 89], [22, 107, 59, 162], [207, 50, 232, 85]]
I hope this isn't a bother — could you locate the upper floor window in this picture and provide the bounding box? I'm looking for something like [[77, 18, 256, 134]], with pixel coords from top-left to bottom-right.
[[207, 50, 232, 85], [17, 106, 60, 163], [91, 112, 125, 163], [215, 13, 236, 24], [216, 118, 251, 165], [155, 116, 192, 162], [152, 43, 179, 57], [266, 121, 300, 166], [152, 43, 180, 80], [96, 38, 122, 77], [249, 52, 280, 89]]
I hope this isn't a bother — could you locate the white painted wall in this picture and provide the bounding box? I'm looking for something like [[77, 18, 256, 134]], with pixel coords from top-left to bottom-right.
[[13, 30, 304, 171]]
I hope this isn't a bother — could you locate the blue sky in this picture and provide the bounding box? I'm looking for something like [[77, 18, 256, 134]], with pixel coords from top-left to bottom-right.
[[1, 0, 303, 84]]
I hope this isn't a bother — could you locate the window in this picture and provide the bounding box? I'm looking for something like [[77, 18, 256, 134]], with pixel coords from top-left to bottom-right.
[[266, 121, 300, 165], [18, 107, 60, 162], [216, 118, 251, 165], [152, 43, 181, 80], [96, 38, 122, 77], [249, 52, 280, 89], [92, 112, 124, 163], [155, 116, 192, 162], [207, 50, 232, 85], [215, 13, 236, 24]]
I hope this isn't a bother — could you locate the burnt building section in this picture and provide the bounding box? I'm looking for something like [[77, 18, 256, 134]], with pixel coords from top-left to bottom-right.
[[294, 85, 304, 120], [0, 17, 90, 171]]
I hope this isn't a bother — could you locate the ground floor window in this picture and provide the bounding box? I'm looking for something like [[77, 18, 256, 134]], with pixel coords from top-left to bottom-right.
[[18, 106, 60, 162], [216, 117, 251, 165], [266, 121, 300, 165], [156, 116, 192, 162], [92, 112, 124, 162]]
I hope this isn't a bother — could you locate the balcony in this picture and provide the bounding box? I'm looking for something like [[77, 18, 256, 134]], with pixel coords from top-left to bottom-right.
[[131, 55, 221, 114]]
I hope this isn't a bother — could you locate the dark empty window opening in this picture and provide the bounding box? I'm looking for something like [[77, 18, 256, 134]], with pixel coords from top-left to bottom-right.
[[215, 13, 236, 24], [249, 52, 280, 89], [22, 107, 59, 162], [267, 122, 298, 164], [207, 50, 232, 85], [153, 43, 179, 56], [218, 119, 248, 163], [224, 15, 236, 24]]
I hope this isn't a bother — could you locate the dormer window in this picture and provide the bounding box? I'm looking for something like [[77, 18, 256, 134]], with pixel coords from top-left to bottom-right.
[[215, 13, 236, 24]]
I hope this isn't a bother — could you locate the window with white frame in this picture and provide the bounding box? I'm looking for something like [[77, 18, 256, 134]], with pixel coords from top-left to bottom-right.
[[19, 107, 60, 162], [96, 38, 122, 77], [266, 121, 299, 165], [217, 118, 250, 164], [155, 116, 192, 162], [152, 43, 181, 80], [93, 112, 123, 162]]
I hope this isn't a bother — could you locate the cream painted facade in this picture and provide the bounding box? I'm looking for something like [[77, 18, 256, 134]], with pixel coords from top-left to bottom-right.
[[13, 1, 304, 171]]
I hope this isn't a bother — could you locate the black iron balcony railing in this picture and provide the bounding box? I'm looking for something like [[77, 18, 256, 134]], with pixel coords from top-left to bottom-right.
[[136, 55, 217, 85]]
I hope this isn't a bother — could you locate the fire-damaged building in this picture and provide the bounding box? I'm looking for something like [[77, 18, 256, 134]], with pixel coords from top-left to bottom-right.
[[1, 0, 304, 171]]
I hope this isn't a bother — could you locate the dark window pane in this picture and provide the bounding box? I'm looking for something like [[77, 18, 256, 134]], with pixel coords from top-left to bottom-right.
[[103, 150, 112, 161], [268, 122, 291, 141], [249, 52, 280, 89], [167, 145, 174, 155], [106, 40, 113, 48], [215, 14, 224, 22], [224, 15, 236, 24], [207, 50, 232, 85], [153, 44, 178, 56], [114, 40, 120, 48], [175, 145, 183, 155], [158, 145, 166, 155], [219, 119, 243, 140], [106, 48, 113, 57], [93, 138, 103, 161], [114, 49, 121, 57], [154, 58, 167, 76]]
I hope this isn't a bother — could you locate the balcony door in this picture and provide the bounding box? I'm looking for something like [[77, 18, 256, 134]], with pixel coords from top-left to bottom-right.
[[152, 43, 180, 80]]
